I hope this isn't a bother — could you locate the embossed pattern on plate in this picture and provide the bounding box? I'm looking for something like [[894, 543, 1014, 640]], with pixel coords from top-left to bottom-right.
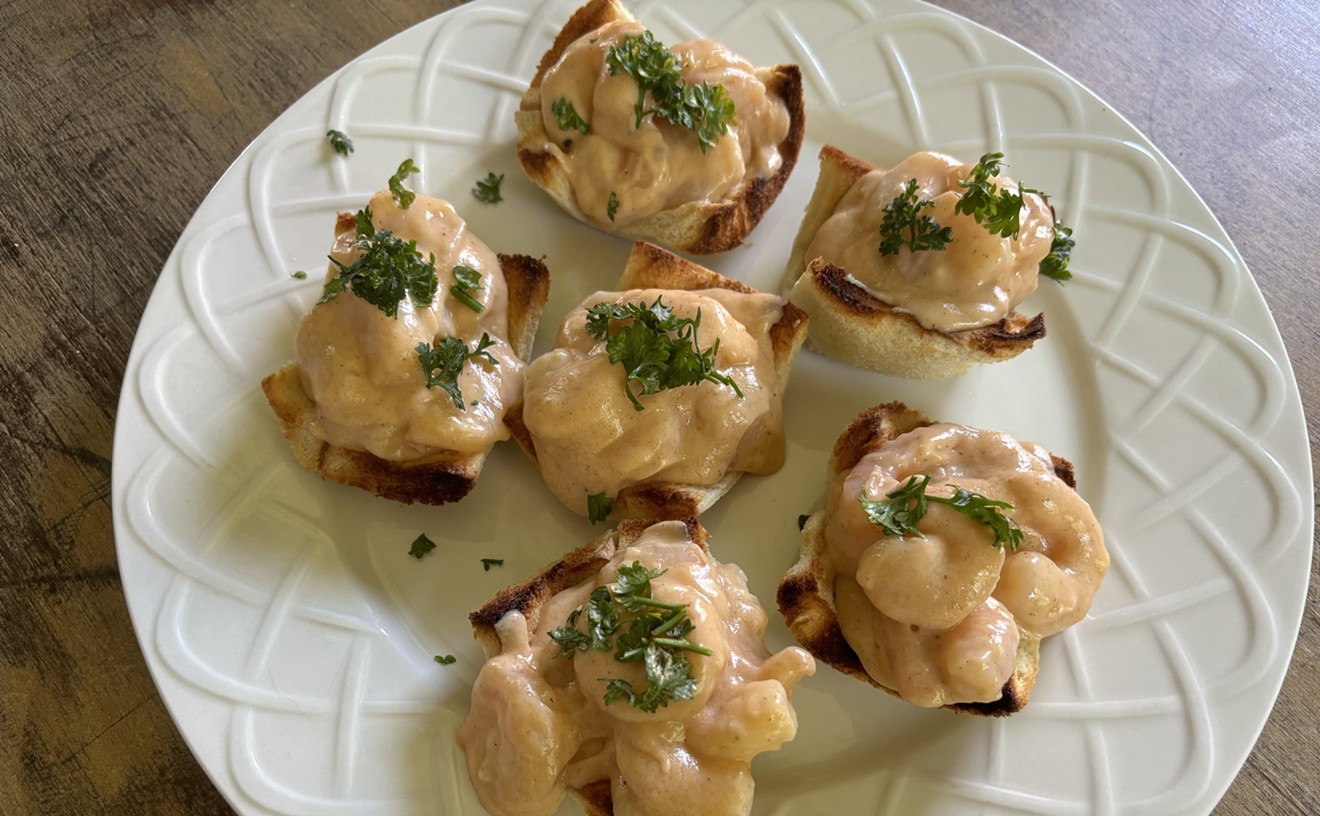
[[112, 1, 1313, 814]]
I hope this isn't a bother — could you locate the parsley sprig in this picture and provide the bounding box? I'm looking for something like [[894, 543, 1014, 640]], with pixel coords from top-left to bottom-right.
[[878, 178, 953, 256], [551, 97, 590, 135], [472, 172, 503, 204], [1040, 221, 1075, 281], [587, 492, 615, 524], [549, 562, 712, 714], [416, 333, 498, 409], [585, 297, 743, 412], [605, 31, 736, 153], [320, 207, 438, 317], [449, 264, 484, 313], [389, 159, 419, 209], [954, 152, 1025, 238], [859, 474, 1023, 550], [326, 129, 354, 156]]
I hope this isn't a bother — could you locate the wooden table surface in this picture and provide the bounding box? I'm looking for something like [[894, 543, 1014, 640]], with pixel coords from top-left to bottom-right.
[[2, 0, 1315, 813]]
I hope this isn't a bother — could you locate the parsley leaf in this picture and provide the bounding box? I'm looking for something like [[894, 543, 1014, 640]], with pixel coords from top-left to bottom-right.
[[320, 207, 438, 318], [1040, 220, 1075, 282], [450, 264, 484, 313], [551, 97, 590, 135], [416, 333, 499, 409], [409, 533, 437, 559], [953, 152, 1029, 239], [607, 191, 619, 222], [472, 172, 504, 204], [434, 654, 456, 665], [587, 491, 615, 524], [389, 158, 419, 209], [858, 474, 1023, 550], [551, 561, 712, 714], [480, 557, 504, 571], [291, 270, 308, 280], [605, 31, 735, 153], [326, 129, 354, 156], [584, 296, 743, 411], [878, 179, 953, 256]]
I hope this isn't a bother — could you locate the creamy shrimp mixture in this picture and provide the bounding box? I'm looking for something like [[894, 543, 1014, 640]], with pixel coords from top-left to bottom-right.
[[295, 191, 523, 460], [804, 151, 1055, 332], [458, 521, 815, 816], [538, 20, 790, 227], [823, 423, 1107, 707], [521, 287, 786, 516]]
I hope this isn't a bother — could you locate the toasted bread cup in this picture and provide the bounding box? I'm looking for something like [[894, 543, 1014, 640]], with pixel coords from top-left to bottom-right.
[[262, 235, 550, 505], [467, 517, 811, 816], [505, 241, 809, 520], [782, 146, 1046, 379], [776, 401, 1088, 715], [515, 0, 805, 255]]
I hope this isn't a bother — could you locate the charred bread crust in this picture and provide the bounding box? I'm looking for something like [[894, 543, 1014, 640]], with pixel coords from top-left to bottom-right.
[[505, 241, 809, 520], [776, 402, 1072, 715], [515, 0, 805, 255], [261, 252, 550, 505], [468, 517, 708, 816], [782, 146, 1045, 378]]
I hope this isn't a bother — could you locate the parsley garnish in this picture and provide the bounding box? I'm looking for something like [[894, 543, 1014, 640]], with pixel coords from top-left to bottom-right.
[[584, 297, 743, 412], [548, 562, 712, 714], [291, 270, 308, 280], [859, 474, 1023, 550], [952, 152, 1027, 238], [480, 558, 504, 571], [319, 207, 438, 318], [551, 97, 590, 135], [472, 172, 503, 204], [416, 333, 499, 409], [605, 31, 735, 153], [388, 158, 419, 209], [450, 264, 484, 313], [434, 654, 456, 665], [878, 179, 953, 256], [587, 492, 614, 524], [326, 129, 354, 156], [607, 191, 619, 222], [1040, 220, 1075, 282], [409, 533, 437, 559]]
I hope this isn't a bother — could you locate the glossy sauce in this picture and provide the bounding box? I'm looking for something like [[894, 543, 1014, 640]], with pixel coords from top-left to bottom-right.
[[457, 521, 815, 816], [522, 287, 786, 516], [805, 151, 1055, 332], [295, 191, 522, 460], [538, 20, 790, 226], [824, 423, 1107, 706]]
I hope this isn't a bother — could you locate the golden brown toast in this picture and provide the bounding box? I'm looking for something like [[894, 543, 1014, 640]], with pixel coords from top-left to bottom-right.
[[504, 241, 809, 520], [515, 0, 805, 255], [782, 145, 1045, 379], [261, 251, 550, 506], [776, 401, 1081, 715]]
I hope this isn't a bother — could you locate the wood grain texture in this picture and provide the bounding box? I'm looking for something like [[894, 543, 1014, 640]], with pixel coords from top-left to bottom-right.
[[0, 1, 1314, 814]]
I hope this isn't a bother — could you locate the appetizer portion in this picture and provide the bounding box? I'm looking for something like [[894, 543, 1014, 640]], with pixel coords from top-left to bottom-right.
[[782, 147, 1075, 378], [262, 172, 550, 504], [777, 402, 1107, 714], [459, 518, 815, 816], [516, 0, 804, 254], [507, 241, 809, 521]]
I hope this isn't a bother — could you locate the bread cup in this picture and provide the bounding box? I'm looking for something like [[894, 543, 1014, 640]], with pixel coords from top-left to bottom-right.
[[515, 0, 805, 254], [778, 401, 1105, 715], [505, 240, 809, 520], [782, 146, 1051, 379], [463, 517, 813, 816], [262, 196, 550, 505]]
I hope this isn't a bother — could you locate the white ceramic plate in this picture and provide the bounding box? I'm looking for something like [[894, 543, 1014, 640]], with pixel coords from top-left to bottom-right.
[[112, 1, 1314, 813]]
